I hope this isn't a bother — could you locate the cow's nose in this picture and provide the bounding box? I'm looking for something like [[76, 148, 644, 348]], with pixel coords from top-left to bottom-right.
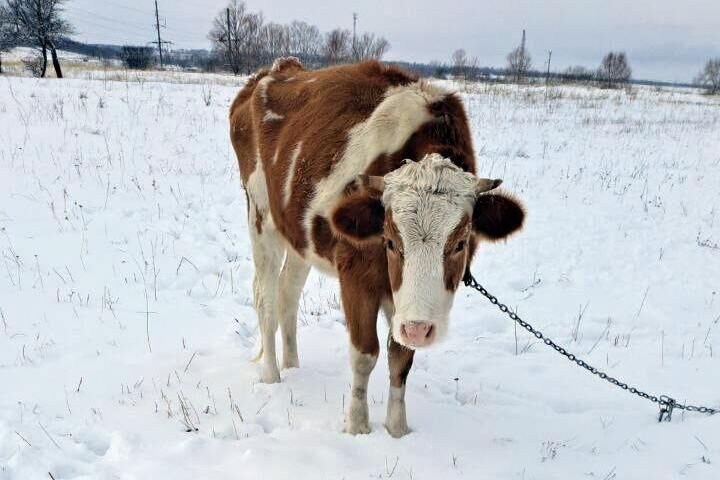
[[400, 321, 434, 347]]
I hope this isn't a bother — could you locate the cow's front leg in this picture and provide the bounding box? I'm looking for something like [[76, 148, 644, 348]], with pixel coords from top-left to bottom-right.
[[340, 280, 380, 435], [386, 332, 414, 437], [347, 342, 378, 434]]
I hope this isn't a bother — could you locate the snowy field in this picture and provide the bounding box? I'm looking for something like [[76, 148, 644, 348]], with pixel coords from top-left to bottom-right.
[[1, 48, 247, 86], [1, 73, 719, 479]]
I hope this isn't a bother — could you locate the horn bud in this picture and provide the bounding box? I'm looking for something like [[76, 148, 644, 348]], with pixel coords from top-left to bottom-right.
[[357, 174, 385, 193], [476, 178, 502, 193]]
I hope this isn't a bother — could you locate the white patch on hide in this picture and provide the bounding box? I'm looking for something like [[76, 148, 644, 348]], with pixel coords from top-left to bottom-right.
[[245, 146, 271, 217], [264, 110, 284, 122], [385, 385, 409, 437], [303, 82, 447, 264], [257, 76, 273, 105], [345, 344, 378, 434], [283, 142, 303, 206]]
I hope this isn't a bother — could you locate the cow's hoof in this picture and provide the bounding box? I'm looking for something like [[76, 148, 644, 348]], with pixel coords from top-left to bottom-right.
[[385, 420, 409, 438], [345, 423, 371, 435], [282, 355, 299, 370], [386, 393, 409, 437], [260, 366, 281, 384], [346, 400, 370, 434]]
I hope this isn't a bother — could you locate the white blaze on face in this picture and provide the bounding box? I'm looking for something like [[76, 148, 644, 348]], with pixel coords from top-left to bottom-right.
[[383, 154, 479, 349]]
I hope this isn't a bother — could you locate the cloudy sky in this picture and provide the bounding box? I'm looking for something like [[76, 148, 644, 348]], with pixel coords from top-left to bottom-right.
[[65, 0, 719, 83]]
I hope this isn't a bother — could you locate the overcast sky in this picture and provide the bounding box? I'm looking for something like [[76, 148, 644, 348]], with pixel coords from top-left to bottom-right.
[[65, 0, 720, 83]]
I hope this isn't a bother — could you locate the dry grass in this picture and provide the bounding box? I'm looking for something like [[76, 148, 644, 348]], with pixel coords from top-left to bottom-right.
[[1, 58, 247, 87]]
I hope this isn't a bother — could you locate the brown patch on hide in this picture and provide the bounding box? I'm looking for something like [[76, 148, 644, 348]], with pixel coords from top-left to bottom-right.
[[443, 215, 471, 291], [254, 206, 264, 235], [384, 210, 404, 293]]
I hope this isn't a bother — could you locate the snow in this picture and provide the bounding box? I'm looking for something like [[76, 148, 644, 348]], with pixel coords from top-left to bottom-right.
[[3, 47, 96, 65], [1, 75, 719, 479], [2, 48, 247, 86]]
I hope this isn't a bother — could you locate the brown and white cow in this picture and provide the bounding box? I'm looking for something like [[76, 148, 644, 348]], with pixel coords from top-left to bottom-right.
[[230, 58, 524, 437]]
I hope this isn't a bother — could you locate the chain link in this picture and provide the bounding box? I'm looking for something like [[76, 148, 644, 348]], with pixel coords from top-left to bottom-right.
[[463, 273, 718, 421]]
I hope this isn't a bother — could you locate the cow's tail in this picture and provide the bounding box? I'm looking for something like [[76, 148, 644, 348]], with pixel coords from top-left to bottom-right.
[[251, 341, 263, 363]]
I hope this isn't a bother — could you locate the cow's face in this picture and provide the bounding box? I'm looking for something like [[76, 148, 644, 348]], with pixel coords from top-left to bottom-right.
[[332, 154, 524, 349]]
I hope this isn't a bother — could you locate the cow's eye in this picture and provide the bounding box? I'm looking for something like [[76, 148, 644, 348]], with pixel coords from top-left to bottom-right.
[[386, 239, 395, 252], [455, 240, 466, 253]]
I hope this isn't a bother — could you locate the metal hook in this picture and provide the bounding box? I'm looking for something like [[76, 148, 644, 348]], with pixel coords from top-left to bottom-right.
[[658, 395, 676, 423]]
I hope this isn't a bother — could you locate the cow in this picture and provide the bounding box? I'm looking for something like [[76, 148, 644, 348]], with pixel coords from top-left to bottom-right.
[[229, 58, 524, 437]]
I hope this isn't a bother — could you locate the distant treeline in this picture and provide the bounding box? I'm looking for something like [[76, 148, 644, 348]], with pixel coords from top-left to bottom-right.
[[56, 38, 700, 89]]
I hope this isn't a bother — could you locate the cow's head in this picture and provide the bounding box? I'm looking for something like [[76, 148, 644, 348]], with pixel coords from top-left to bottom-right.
[[331, 154, 524, 349]]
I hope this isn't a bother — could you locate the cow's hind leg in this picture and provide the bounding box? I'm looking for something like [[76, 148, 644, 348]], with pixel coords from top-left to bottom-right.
[[248, 203, 284, 384], [277, 250, 310, 369]]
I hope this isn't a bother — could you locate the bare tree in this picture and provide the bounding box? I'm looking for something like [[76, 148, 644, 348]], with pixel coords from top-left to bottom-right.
[[451, 48, 467, 78], [323, 28, 350, 65], [597, 51, 631, 88], [261, 22, 292, 66], [695, 58, 720, 95], [208, 2, 389, 71], [208, 0, 264, 74], [468, 56, 480, 81], [353, 32, 389, 61], [5, 0, 73, 78], [288, 20, 322, 65], [506, 29, 532, 83], [0, 3, 16, 74]]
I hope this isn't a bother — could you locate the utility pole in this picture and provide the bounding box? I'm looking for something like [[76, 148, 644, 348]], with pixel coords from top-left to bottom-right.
[[545, 50, 552, 86], [153, 0, 165, 69], [226, 7, 236, 74], [150, 0, 172, 70], [352, 12, 358, 61], [519, 29, 526, 82]]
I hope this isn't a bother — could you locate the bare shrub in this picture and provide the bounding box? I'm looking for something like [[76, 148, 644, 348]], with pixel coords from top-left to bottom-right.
[[506, 30, 532, 83], [121, 46, 154, 70], [597, 52, 632, 88], [695, 58, 720, 95], [451, 48, 467, 79], [23, 54, 44, 77], [201, 84, 213, 106]]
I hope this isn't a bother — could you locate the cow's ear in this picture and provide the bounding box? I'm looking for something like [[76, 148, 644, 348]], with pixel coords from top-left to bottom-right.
[[472, 192, 524, 241], [331, 193, 385, 244]]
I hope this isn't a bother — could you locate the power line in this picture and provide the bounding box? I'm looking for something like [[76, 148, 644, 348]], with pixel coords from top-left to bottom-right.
[[95, 0, 152, 16], [163, 26, 210, 44], [68, 3, 210, 54], [67, 10, 205, 44], [65, 7, 152, 34]]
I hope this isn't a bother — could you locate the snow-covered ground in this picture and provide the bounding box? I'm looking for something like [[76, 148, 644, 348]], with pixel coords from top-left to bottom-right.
[[2, 48, 246, 86], [1, 74, 719, 479]]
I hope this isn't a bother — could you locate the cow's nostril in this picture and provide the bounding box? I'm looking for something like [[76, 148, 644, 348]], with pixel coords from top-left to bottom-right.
[[425, 325, 434, 338]]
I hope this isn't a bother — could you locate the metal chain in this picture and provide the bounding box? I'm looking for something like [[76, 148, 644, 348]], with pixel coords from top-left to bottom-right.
[[463, 273, 718, 422]]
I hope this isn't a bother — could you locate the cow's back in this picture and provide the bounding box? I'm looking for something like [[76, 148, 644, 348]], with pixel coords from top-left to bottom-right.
[[230, 59, 475, 271]]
